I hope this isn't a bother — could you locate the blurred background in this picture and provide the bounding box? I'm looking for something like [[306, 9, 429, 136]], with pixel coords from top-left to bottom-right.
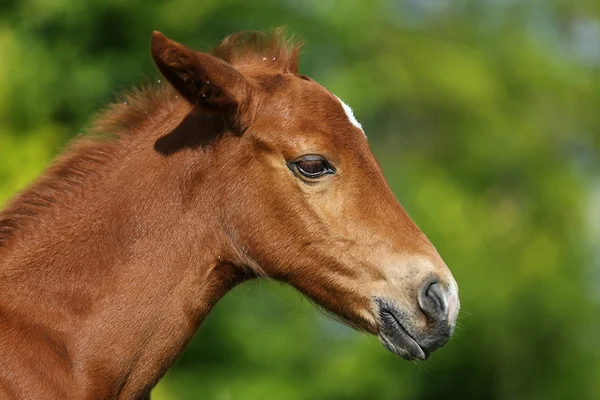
[[1, 0, 599, 399]]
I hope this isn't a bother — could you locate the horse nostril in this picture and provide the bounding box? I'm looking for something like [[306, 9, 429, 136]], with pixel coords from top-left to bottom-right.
[[418, 279, 449, 322]]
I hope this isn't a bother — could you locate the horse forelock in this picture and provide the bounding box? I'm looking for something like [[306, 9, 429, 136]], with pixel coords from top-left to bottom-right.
[[212, 28, 302, 74]]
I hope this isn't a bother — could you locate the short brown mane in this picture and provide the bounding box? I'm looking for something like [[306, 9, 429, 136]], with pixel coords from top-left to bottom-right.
[[0, 29, 301, 248], [212, 28, 302, 74]]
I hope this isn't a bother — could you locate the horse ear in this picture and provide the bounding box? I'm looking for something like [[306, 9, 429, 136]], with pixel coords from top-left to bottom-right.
[[150, 31, 250, 109]]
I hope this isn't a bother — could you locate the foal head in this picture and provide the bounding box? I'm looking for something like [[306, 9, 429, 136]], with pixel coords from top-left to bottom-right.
[[150, 30, 459, 360]]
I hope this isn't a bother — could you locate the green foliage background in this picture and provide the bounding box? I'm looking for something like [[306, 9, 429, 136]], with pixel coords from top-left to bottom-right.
[[1, 0, 599, 399]]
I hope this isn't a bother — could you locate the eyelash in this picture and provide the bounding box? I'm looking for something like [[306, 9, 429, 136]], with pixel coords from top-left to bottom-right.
[[288, 155, 336, 180]]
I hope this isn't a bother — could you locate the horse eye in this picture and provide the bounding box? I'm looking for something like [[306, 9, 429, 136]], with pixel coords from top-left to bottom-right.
[[288, 155, 336, 179]]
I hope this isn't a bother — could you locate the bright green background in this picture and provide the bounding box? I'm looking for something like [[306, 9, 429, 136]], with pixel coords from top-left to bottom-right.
[[1, 1, 599, 399]]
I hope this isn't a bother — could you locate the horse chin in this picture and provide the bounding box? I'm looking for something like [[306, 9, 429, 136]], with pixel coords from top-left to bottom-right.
[[376, 302, 430, 361], [378, 330, 429, 361]]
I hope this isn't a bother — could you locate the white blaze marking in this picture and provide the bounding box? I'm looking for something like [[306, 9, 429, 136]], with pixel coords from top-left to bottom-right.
[[334, 95, 365, 135]]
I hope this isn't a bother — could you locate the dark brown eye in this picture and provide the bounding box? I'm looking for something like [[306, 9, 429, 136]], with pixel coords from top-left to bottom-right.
[[288, 155, 336, 179]]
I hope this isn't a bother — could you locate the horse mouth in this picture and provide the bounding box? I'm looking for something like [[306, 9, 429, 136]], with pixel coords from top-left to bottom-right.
[[377, 307, 430, 361]]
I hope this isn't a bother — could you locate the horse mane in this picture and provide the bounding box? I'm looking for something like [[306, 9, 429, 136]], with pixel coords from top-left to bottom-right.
[[0, 29, 302, 248], [212, 28, 302, 74]]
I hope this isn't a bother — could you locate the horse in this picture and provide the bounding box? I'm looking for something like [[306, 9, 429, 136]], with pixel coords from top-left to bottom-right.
[[0, 29, 460, 399]]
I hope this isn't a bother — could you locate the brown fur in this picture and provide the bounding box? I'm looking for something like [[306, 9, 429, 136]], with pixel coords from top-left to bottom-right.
[[0, 30, 302, 249], [0, 30, 458, 399]]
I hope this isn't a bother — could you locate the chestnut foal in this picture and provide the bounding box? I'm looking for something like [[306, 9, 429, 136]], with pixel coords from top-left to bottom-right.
[[0, 31, 459, 399]]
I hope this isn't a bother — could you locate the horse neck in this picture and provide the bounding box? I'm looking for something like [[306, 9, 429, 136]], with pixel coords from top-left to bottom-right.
[[0, 116, 246, 398]]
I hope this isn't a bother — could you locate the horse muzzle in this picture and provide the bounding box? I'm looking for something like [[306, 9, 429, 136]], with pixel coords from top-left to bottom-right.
[[375, 278, 459, 361]]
